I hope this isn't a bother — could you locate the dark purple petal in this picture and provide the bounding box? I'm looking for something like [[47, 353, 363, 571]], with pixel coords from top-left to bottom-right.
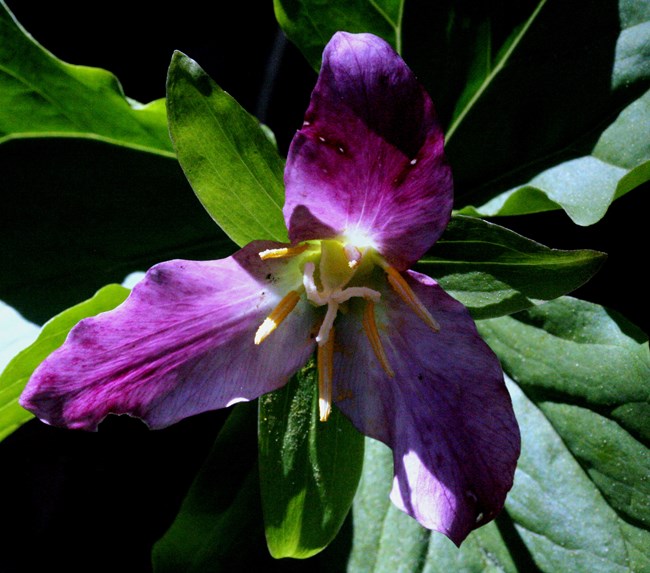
[[332, 271, 519, 544], [284, 32, 453, 270], [20, 242, 316, 430]]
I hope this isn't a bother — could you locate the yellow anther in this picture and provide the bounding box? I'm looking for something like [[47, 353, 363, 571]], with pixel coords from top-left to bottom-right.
[[384, 266, 440, 332], [317, 328, 335, 422], [362, 300, 395, 378], [258, 244, 309, 260], [254, 290, 301, 345]]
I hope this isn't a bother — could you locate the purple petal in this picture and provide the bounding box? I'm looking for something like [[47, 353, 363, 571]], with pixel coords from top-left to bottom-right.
[[284, 32, 453, 270], [20, 242, 316, 430], [332, 271, 519, 544]]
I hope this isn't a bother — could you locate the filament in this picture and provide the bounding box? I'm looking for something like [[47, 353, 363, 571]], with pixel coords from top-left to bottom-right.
[[318, 328, 335, 421], [362, 300, 394, 378], [383, 266, 440, 332], [254, 290, 301, 345]]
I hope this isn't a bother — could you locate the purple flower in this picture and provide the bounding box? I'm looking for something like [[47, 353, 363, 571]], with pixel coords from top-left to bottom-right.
[[20, 32, 519, 545]]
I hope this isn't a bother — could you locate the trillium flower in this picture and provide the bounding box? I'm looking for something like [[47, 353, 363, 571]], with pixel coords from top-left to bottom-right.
[[21, 32, 520, 545]]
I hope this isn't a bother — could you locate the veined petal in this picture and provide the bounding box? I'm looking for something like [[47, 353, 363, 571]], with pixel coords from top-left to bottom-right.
[[332, 271, 519, 545], [20, 241, 316, 431], [284, 32, 453, 270]]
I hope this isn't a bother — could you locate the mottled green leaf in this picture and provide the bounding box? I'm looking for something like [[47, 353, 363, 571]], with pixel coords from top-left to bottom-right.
[[458, 89, 650, 225], [0, 0, 173, 156], [259, 360, 364, 558], [436, 0, 650, 224], [166, 51, 287, 247], [417, 216, 606, 319], [0, 284, 129, 440], [348, 297, 649, 572], [480, 298, 650, 571], [348, 438, 521, 573], [274, 0, 404, 68]]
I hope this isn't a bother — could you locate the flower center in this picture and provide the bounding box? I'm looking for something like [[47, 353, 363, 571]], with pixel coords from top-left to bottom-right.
[[302, 240, 381, 346], [254, 239, 438, 421]]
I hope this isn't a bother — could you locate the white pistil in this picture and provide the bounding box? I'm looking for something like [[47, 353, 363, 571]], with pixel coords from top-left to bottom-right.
[[303, 261, 381, 347], [302, 262, 327, 305], [316, 302, 339, 345]]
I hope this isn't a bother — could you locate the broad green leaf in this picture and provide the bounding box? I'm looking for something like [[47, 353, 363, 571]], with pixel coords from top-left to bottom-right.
[[166, 51, 287, 247], [348, 438, 520, 573], [347, 298, 649, 572], [501, 377, 649, 573], [479, 298, 650, 527], [434, 0, 650, 223], [417, 216, 606, 320], [274, 0, 404, 69], [258, 360, 364, 558], [153, 402, 270, 573], [458, 89, 650, 225], [0, 0, 173, 156], [0, 284, 129, 441]]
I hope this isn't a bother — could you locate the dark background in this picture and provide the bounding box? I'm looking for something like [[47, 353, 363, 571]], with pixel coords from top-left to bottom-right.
[[0, 2, 645, 572]]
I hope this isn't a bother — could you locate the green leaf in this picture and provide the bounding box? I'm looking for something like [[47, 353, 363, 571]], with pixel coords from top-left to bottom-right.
[[434, 0, 650, 223], [348, 298, 649, 572], [348, 438, 520, 573], [274, 0, 404, 69], [0, 1, 173, 156], [445, 0, 548, 142], [416, 216, 606, 320], [166, 51, 287, 247], [458, 89, 650, 225], [258, 359, 364, 558], [0, 284, 129, 441], [479, 298, 649, 571]]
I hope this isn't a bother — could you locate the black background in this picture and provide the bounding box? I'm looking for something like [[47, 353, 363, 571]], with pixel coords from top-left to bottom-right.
[[0, 2, 645, 572]]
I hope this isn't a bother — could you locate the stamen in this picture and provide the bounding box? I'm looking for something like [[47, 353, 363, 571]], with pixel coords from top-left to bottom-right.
[[317, 328, 335, 421], [254, 290, 301, 345], [383, 266, 440, 332], [362, 301, 395, 378], [258, 244, 309, 260]]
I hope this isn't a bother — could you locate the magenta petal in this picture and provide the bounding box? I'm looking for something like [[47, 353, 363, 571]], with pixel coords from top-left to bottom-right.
[[20, 242, 316, 430], [333, 271, 520, 544], [284, 32, 453, 270]]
